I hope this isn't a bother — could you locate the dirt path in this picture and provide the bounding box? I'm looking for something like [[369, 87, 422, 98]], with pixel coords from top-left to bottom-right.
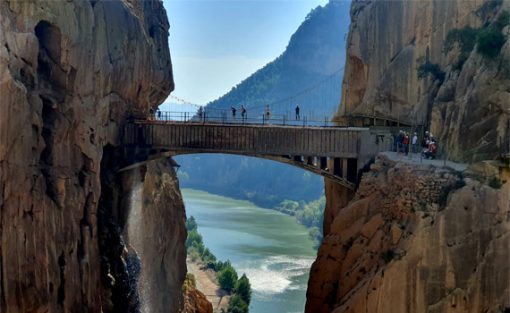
[[187, 258, 230, 312]]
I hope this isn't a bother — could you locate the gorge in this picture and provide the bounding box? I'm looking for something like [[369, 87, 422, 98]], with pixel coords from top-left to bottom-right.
[[0, 1, 509, 313]]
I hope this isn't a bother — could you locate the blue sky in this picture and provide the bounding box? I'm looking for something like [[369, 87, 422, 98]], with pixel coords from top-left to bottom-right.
[[162, 0, 329, 107]]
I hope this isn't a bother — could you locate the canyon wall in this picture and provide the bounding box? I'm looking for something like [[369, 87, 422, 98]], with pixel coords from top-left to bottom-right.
[[336, 0, 509, 162], [307, 1, 510, 312], [307, 156, 510, 313], [0, 0, 183, 312], [121, 160, 187, 313]]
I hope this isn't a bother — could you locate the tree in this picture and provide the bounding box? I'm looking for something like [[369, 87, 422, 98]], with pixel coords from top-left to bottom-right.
[[218, 265, 238, 292], [185, 216, 198, 231], [185, 229, 203, 249], [476, 27, 505, 59], [227, 295, 249, 313], [235, 274, 252, 305]]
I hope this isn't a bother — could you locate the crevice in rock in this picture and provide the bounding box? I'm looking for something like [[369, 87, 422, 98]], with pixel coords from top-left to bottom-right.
[[35, 21, 61, 65], [40, 95, 60, 207], [98, 144, 141, 313], [57, 251, 66, 306], [35, 20, 67, 210]]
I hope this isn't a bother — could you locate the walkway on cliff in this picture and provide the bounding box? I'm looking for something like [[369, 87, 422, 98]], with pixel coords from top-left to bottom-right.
[[381, 151, 468, 172]]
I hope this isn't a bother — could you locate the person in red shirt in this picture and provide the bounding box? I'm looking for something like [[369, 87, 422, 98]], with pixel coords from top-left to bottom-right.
[[402, 132, 410, 156]]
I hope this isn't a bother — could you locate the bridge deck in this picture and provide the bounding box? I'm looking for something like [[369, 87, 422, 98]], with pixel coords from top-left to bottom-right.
[[122, 121, 386, 189], [123, 121, 371, 158]]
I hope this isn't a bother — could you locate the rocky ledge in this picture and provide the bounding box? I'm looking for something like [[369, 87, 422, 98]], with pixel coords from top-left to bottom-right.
[[307, 156, 510, 313]]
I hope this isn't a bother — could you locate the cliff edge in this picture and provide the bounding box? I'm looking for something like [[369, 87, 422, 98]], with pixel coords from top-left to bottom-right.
[[337, 0, 509, 162], [0, 1, 184, 312], [307, 156, 510, 313]]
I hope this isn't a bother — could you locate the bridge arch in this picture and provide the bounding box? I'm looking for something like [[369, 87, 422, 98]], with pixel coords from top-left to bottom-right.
[[121, 121, 390, 190]]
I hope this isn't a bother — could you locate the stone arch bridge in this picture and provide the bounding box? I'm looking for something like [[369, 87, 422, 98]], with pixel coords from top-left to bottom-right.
[[122, 121, 390, 189]]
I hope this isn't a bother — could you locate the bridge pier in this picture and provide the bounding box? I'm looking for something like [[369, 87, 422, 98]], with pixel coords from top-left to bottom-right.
[[320, 157, 328, 170]]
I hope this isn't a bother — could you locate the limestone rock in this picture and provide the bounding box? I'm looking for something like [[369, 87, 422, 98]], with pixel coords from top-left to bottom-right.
[[306, 158, 510, 313], [122, 159, 187, 313], [336, 0, 510, 162], [0, 0, 178, 312], [181, 285, 214, 313]]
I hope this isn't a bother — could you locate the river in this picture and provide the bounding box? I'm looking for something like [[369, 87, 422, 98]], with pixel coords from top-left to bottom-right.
[[182, 189, 317, 313]]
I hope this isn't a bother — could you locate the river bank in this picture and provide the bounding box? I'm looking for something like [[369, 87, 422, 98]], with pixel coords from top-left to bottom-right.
[[180, 183, 325, 246], [182, 189, 316, 313], [187, 258, 230, 312]]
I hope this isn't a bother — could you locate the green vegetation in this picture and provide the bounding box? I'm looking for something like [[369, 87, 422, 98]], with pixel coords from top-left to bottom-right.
[[182, 273, 197, 292], [417, 60, 445, 83], [495, 10, 510, 29], [175, 2, 350, 215], [177, 155, 324, 209], [444, 27, 479, 53], [186, 216, 252, 312], [226, 294, 249, 313], [276, 196, 325, 246], [205, 1, 349, 116], [218, 265, 238, 292], [476, 26, 506, 59], [443, 27, 479, 69], [442, 10, 509, 66], [235, 274, 252, 305]]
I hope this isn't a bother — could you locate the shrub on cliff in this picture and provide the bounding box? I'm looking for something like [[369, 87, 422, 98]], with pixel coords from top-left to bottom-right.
[[186, 216, 198, 231], [476, 26, 506, 59], [417, 60, 445, 83], [182, 273, 197, 292], [495, 10, 510, 30], [186, 229, 203, 249], [443, 27, 479, 70]]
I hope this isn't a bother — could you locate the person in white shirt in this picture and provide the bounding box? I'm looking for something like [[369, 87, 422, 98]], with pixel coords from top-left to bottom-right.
[[412, 132, 418, 153]]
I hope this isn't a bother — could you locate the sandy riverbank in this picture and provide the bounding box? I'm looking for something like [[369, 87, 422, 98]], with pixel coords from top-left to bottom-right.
[[187, 258, 230, 312]]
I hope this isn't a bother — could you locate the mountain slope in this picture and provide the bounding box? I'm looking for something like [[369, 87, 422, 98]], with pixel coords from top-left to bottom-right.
[[177, 0, 351, 208], [206, 0, 351, 117]]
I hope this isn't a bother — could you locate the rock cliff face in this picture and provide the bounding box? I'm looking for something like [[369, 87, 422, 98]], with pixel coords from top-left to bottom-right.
[[181, 283, 214, 313], [0, 0, 181, 312], [336, 0, 510, 162], [307, 156, 510, 313], [121, 160, 187, 313]]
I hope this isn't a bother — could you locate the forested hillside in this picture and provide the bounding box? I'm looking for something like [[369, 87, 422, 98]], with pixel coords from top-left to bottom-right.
[[177, 1, 350, 208], [206, 0, 350, 118]]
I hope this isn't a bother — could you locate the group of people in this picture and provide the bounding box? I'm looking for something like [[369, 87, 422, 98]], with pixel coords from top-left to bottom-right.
[[421, 131, 438, 159], [395, 130, 438, 159], [227, 104, 301, 122], [395, 130, 418, 156], [230, 105, 248, 121]]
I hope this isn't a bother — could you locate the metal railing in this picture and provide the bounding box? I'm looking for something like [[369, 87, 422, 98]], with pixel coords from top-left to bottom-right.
[[145, 109, 341, 128]]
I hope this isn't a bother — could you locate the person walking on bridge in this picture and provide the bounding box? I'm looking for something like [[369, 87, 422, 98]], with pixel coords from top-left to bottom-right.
[[264, 105, 271, 123], [231, 106, 237, 120], [241, 105, 247, 122], [295, 104, 300, 120], [197, 106, 204, 121]]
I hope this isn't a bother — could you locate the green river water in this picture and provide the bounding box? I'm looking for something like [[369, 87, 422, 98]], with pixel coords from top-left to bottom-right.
[[182, 189, 317, 313]]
